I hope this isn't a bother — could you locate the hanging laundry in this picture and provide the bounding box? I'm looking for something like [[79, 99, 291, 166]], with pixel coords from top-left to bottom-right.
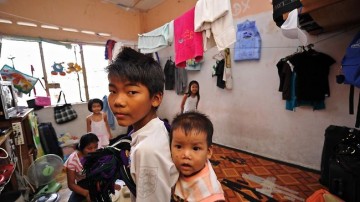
[[234, 20, 261, 61], [277, 45, 336, 111], [281, 9, 308, 46], [213, 59, 225, 89], [105, 40, 116, 60], [194, 0, 236, 51], [102, 95, 115, 130], [174, 7, 203, 68], [185, 59, 202, 71], [138, 21, 174, 54], [223, 48, 232, 89], [112, 41, 123, 61], [175, 67, 187, 94], [272, 0, 302, 27], [164, 58, 176, 90]]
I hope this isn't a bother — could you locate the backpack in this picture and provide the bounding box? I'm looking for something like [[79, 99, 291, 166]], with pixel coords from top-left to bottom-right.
[[342, 31, 360, 87], [340, 31, 360, 127], [82, 136, 136, 202]]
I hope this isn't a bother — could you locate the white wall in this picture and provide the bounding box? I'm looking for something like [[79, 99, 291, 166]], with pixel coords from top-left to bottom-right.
[[35, 103, 128, 138], [156, 11, 359, 170]]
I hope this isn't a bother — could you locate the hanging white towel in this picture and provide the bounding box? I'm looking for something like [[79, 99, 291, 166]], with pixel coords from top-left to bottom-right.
[[194, 0, 236, 51]]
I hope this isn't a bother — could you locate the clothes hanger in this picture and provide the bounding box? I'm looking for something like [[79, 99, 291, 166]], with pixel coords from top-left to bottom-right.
[[212, 51, 224, 61]]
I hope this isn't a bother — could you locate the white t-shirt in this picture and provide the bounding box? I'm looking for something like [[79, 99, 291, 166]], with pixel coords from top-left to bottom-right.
[[129, 117, 179, 202], [184, 96, 198, 113]]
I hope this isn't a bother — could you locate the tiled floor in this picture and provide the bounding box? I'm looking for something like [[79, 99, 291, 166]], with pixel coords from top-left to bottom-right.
[[55, 144, 324, 202], [211, 144, 324, 201]]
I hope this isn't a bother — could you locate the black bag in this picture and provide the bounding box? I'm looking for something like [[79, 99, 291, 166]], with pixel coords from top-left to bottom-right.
[[54, 91, 77, 124], [26, 99, 44, 110], [319, 125, 354, 187], [38, 122, 63, 159], [320, 126, 360, 201], [329, 158, 360, 202]]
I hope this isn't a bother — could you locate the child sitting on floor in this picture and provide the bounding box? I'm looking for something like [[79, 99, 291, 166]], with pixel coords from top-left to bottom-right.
[[64, 133, 99, 202]]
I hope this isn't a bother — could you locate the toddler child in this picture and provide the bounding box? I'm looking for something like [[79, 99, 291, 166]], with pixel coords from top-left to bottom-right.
[[170, 111, 225, 202]]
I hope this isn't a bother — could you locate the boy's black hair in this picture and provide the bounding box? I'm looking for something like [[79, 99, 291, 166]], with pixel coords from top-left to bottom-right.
[[170, 111, 213, 146], [105, 47, 164, 97], [186, 80, 200, 102], [77, 133, 99, 151], [88, 98, 104, 112]]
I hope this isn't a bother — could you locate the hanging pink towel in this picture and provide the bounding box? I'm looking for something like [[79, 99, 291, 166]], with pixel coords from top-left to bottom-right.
[[174, 7, 203, 68]]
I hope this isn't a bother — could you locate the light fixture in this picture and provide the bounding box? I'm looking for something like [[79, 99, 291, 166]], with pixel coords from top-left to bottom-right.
[[41, 25, 59, 30], [0, 19, 12, 24], [17, 21, 37, 27], [62, 27, 79, 32], [81, 30, 95, 35], [98, 32, 111, 37]]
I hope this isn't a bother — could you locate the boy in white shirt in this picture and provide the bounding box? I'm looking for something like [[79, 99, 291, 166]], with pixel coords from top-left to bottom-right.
[[106, 47, 178, 202]]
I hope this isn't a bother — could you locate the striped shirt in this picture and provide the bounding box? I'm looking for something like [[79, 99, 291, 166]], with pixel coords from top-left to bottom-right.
[[173, 160, 225, 202], [64, 151, 85, 182]]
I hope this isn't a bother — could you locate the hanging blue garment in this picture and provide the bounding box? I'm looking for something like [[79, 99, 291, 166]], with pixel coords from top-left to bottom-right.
[[234, 20, 261, 61], [102, 95, 115, 130]]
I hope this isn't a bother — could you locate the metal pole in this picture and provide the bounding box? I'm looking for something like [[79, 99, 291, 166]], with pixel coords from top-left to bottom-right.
[[79, 44, 89, 102], [38, 42, 50, 96]]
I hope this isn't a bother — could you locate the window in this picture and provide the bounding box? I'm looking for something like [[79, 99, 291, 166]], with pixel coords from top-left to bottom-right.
[[82, 45, 110, 100], [0, 38, 109, 106]]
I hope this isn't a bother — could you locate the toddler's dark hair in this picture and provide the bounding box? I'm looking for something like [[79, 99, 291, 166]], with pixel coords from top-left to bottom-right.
[[77, 133, 99, 151], [88, 98, 103, 112], [105, 47, 164, 97], [170, 111, 213, 146]]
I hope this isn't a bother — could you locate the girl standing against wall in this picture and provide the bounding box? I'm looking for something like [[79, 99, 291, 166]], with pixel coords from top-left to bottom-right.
[[86, 98, 111, 148], [181, 80, 200, 113]]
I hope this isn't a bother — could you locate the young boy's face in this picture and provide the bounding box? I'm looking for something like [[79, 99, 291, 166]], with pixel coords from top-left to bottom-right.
[[108, 76, 162, 131], [171, 128, 212, 177]]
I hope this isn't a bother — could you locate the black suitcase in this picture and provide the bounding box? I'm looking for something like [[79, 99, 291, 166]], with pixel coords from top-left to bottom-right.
[[329, 158, 360, 202], [319, 125, 356, 187], [38, 122, 63, 159]]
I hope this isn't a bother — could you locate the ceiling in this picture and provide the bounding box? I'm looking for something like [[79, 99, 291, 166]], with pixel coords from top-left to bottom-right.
[[102, 0, 166, 11]]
